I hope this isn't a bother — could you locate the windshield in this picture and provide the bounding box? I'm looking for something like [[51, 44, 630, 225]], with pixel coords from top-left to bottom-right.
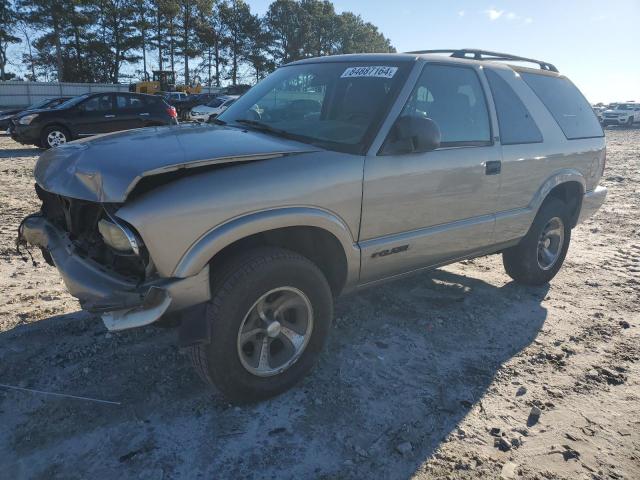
[[27, 98, 54, 110], [616, 104, 636, 110], [56, 93, 92, 109], [218, 61, 410, 154], [207, 98, 224, 108]]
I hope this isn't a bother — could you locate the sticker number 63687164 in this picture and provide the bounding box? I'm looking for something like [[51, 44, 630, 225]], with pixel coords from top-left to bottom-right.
[[341, 66, 398, 79]]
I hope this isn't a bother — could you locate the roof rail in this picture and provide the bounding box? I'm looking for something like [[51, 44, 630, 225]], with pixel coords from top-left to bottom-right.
[[405, 49, 559, 73]]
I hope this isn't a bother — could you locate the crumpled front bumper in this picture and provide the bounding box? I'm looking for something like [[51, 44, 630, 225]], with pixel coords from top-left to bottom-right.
[[19, 215, 211, 331]]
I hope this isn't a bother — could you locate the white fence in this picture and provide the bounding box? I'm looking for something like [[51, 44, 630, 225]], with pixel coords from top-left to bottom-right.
[[0, 81, 131, 107], [0, 81, 221, 107]]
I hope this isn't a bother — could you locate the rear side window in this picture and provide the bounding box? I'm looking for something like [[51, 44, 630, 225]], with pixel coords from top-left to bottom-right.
[[79, 94, 113, 112], [521, 72, 603, 139], [485, 69, 542, 145], [402, 64, 491, 146], [142, 95, 165, 108]]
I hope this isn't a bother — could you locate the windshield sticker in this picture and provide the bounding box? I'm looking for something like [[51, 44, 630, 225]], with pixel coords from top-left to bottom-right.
[[341, 66, 398, 79]]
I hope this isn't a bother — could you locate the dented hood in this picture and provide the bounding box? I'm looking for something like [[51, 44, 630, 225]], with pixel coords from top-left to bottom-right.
[[34, 123, 319, 202]]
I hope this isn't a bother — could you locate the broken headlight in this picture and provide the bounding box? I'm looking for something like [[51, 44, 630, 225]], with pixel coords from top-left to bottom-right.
[[98, 218, 140, 255], [18, 113, 39, 125]]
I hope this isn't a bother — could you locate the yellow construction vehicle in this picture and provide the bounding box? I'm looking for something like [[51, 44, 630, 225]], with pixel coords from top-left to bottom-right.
[[129, 70, 202, 95]]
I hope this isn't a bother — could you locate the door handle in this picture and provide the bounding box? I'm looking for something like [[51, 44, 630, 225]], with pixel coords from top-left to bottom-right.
[[485, 160, 502, 175], [139, 112, 149, 116], [104, 114, 116, 118]]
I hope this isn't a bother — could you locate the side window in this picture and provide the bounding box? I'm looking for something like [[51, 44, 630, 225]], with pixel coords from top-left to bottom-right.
[[79, 94, 112, 112], [115, 94, 145, 110], [129, 96, 144, 109], [520, 72, 603, 139], [115, 94, 130, 110], [144, 95, 163, 108], [485, 69, 543, 145], [401, 64, 491, 146]]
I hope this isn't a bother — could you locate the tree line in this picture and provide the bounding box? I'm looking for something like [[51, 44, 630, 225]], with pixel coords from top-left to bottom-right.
[[0, 0, 395, 86]]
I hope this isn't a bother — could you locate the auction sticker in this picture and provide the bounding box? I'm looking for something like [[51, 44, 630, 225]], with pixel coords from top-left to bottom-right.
[[341, 66, 398, 79]]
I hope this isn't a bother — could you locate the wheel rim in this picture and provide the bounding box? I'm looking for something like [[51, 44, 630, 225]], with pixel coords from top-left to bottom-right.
[[537, 216, 564, 270], [236, 287, 313, 377], [47, 130, 67, 147]]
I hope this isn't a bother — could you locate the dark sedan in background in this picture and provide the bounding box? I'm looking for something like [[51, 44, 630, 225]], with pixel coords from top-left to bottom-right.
[[11, 92, 178, 149], [1, 97, 71, 131]]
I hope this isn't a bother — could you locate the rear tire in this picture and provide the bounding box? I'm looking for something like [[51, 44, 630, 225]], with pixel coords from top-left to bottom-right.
[[188, 247, 333, 403], [40, 125, 70, 149], [502, 197, 571, 286]]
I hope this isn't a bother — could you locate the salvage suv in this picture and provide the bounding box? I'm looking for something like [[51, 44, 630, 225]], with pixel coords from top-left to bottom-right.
[[19, 49, 607, 403]]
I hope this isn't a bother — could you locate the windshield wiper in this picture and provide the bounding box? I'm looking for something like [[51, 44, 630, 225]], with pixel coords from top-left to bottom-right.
[[233, 119, 326, 149], [234, 119, 292, 137]]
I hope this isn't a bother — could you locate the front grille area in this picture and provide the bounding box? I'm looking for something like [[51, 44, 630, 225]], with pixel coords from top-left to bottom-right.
[[36, 184, 148, 282]]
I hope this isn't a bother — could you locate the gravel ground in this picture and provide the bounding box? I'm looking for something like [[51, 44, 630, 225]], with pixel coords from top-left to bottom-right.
[[0, 129, 638, 480]]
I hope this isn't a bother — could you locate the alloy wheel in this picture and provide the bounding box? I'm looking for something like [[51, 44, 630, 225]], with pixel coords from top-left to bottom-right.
[[236, 287, 314, 377], [537, 216, 565, 270], [47, 130, 67, 147]]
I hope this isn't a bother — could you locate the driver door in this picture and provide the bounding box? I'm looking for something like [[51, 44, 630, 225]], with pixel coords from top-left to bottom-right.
[[359, 63, 502, 283]]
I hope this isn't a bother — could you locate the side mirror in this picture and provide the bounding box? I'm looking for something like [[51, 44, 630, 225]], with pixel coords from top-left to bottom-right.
[[381, 115, 441, 155]]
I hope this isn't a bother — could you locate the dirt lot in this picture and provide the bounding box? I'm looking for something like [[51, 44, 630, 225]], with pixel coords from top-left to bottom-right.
[[0, 129, 638, 480]]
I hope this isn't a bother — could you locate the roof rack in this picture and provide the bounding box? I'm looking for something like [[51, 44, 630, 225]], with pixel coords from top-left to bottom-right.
[[405, 49, 559, 73]]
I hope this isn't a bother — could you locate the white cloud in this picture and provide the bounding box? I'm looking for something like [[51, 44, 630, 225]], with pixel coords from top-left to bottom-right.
[[485, 8, 504, 20], [483, 7, 532, 24], [458, 10, 465, 17]]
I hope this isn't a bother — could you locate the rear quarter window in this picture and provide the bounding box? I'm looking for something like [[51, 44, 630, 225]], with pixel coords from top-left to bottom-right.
[[144, 95, 165, 108], [485, 69, 543, 145], [521, 72, 603, 140]]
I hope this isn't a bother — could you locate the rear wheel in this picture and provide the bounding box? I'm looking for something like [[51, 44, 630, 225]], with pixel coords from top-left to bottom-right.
[[41, 125, 70, 149], [502, 197, 571, 286], [188, 247, 333, 403]]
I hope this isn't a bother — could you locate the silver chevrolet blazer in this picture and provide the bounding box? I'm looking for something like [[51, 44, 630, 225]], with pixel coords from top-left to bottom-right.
[[19, 49, 607, 402]]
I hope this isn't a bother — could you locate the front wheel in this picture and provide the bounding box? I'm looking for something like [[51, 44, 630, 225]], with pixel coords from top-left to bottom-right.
[[188, 247, 333, 403], [502, 197, 571, 286], [40, 125, 70, 149]]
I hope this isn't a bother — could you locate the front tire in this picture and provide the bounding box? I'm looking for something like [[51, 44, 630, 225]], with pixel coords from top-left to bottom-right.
[[502, 197, 571, 286], [40, 125, 70, 149], [189, 247, 333, 403]]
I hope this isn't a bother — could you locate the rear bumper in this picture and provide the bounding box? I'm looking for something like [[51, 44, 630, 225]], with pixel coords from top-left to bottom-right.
[[19, 215, 211, 331], [577, 185, 607, 224]]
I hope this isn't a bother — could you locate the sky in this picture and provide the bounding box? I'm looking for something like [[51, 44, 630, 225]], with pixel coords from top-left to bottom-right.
[[248, 0, 640, 103], [6, 0, 639, 103]]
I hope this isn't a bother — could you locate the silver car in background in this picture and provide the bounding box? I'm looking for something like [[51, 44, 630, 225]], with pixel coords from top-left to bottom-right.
[[19, 49, 606, 403], [188, 95, 239, 122]]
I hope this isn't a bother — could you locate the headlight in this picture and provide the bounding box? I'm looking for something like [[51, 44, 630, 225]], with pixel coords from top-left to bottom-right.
[[98, 219, 140, 255], [192, 110, 203, 115], [18, 113, 39, 125]]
